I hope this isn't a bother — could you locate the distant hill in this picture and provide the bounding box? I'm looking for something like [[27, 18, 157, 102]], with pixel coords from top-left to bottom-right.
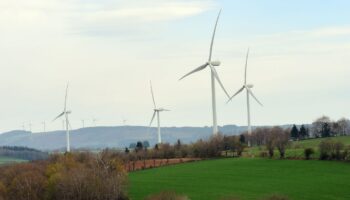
[[0, 125, 295, 151]]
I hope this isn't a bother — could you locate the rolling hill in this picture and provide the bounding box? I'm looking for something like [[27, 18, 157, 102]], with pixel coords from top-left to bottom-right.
[[0, 125, 260, 151]]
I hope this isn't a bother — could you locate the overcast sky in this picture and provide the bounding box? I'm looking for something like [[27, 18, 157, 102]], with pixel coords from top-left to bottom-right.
[[1, 0, 350, 133]]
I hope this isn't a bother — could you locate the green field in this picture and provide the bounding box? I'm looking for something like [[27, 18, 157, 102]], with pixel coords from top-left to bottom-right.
[[248, 136, 350, 159], [291, 136, 350, 148], [129, 158, 350, 200], [0, 157, 26, 165]]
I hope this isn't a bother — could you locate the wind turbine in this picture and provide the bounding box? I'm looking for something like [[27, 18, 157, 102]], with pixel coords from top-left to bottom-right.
[[42, 121, 46, 133], [149, 81, 170, 144], [28, 122, 32, 133], [81, 119, 86, 128], [92, 118, 98, 127], [21, 122, 26, 131], [227, 49, 263, 146], [179, 10, 230, 135], [53, 84, 72, 152]]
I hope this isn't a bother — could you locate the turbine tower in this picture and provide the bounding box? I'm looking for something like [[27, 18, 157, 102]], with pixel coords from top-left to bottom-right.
[[227, 49, 263, 146], [179, 10, 230, 135], [149, 81, 170, 144], [53, 84, 72, 152], [42, 121, 46, 133]]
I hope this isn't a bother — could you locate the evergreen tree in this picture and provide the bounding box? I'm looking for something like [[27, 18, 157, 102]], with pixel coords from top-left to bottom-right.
[[299, 125, 307, 139], [239, 134, 246, 144], [136, 141, 143, 152], [291, 124, 299, 139], [321, 123, 331, 137]]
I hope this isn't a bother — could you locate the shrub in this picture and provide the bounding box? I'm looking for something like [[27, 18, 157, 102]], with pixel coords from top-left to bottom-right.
[[319, 139, 345, 160], [304, 148, 315, 160], [319, 140, 333, 160], [259, 151, 269, 158], [145, 191, 188, 200]]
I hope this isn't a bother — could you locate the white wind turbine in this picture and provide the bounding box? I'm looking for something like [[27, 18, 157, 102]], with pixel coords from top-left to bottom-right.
[[179, 10, 230, 135], [53, 84, 72, 152], [149, 81, 170, 144], [227, 49, 263, 146]]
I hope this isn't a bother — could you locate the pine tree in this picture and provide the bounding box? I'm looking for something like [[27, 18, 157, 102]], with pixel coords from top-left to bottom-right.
[[291, 124, 299, 140], [299, 125, 307, 139]]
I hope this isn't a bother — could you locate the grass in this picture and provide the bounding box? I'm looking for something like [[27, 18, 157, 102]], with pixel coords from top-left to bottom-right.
[[0, 156, 26, 165], [247, 135, 350, 159], [129, 158, 350, 200], [291, 136, 350, 149]]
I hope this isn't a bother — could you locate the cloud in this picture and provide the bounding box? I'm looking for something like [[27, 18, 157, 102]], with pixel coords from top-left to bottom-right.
[[0, 0, 216, 35], [300, 26, 350, 37]]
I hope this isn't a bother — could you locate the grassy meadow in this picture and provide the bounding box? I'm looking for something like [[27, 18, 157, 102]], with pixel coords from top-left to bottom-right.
[[129, 158, 350, 200], [248, 135, 350, 159]]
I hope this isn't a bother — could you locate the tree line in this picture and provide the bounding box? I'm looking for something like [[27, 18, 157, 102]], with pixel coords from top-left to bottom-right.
[[0, 151, 128, 200], [0, 146, 48, 161]]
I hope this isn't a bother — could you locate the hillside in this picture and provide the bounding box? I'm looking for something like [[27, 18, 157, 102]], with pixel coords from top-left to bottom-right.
[[129, 158, 350, 200], [0, 125, 258, 151]]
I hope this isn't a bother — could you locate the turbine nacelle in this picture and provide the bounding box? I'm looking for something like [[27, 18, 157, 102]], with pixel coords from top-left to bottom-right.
[[154, 108, 170, 112], [208, 60, 221, 66], [245, 84, 254, 89]]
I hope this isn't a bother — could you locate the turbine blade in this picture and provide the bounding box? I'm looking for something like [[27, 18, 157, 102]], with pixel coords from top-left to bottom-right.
[[247, 88, 263, 106], [150, 81, 157, 108], [64, 83, 69, 111], [149, 111, 156, 126], [209, 9, 222, 61], [179, 63, 208, 80], [161, 109, 170, 111], [227, 86, 245, 103], [244, 48, 250, 84], [210, 66, 230, 99], [67, 119, 72, 130], [53, 112, 65, 122]]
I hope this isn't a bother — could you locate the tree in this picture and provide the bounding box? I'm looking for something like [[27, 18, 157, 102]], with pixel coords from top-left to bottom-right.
[[135, 141, 143, 152], [299, 125, 308, 139], [321, 123, 331, 137], [239, 134, 246, 144], [290, 125, 299, 140], [312, 116, 331, 137], [337, 118, 350, 136], [273, 127, 290, 158]]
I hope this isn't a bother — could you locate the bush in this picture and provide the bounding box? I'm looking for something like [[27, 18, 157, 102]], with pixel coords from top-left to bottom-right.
[[304, 148, 315, 160], [145, 191, 188, 200], [319, 139, 345, 160], [259, 151, 269, 158]]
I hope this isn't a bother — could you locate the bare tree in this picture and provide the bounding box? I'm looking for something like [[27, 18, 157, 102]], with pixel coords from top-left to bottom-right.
[[337, 118, 350, 136]]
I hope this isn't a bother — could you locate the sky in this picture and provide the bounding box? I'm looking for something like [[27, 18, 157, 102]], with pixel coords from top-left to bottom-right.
[[1, 0, 350, 133]]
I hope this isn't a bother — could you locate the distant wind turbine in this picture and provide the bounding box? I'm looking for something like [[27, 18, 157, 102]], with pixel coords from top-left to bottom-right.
[[92, 118, 98, 127], [149, 81, 170, 144], [42, 121, 46, 133], [227, 49, 263, 146], [81, 119, 86, 128], [53, 84, 72, 152], [179, 10, 230, 135], [28, 122, 32, 133]]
